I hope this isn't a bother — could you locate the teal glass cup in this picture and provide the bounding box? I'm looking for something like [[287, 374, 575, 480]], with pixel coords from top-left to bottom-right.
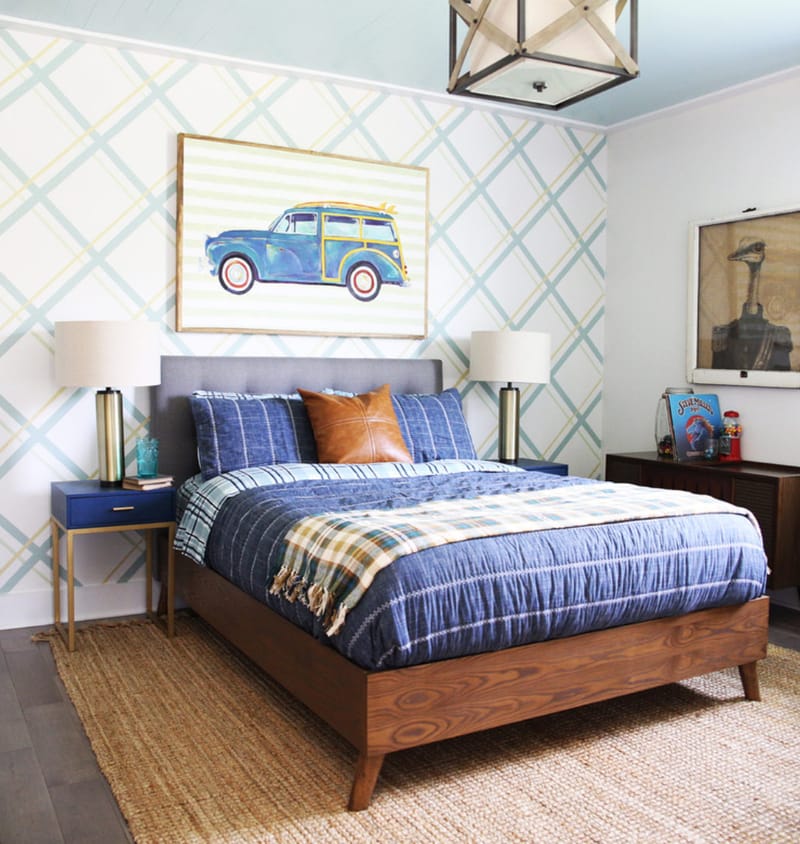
[[135, 437, 159, 478]]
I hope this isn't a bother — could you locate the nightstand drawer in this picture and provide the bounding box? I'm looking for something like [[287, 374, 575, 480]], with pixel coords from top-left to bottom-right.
[[69, 492, 174, 528], [51, 481, 176, 529]]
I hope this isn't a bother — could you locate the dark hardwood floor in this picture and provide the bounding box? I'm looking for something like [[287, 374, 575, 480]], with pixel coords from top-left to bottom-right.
[[0, 624, 132, 844], [1, 606, 798, 844]]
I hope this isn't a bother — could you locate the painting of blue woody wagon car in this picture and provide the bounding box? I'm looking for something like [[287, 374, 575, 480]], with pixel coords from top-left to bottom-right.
[[205, 201, 410, 303]]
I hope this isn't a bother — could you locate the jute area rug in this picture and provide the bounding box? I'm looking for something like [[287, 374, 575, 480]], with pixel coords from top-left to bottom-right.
[[41, 616, 799, 844]]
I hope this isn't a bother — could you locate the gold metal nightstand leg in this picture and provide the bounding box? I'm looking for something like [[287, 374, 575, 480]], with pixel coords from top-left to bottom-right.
[[145, 529, 154, 616], [167, 523, 175, 638], [51, 519, 60, 630], [52, 519, 73, 653], [66, 530, 75, 652], [147, 525, 176, 639]]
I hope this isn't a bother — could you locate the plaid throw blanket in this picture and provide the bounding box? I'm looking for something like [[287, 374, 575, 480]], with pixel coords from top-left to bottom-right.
[[270, 482, 756, 636]]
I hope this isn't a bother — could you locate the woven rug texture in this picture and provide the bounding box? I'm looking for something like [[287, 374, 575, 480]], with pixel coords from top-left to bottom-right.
[[42, 616, 800, 844]]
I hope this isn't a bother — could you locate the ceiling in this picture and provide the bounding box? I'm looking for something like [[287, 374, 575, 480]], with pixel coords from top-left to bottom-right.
[[2, 1, 799, 127]]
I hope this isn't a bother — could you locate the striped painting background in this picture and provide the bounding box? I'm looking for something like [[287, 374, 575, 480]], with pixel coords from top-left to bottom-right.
[[0, 21, 606, 626], [178, 135, 428, 336]]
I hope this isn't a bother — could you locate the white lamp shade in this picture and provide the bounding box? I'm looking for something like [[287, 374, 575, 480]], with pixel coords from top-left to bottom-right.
[[55, 321, 161, 387], [469, 330, 551, 384]]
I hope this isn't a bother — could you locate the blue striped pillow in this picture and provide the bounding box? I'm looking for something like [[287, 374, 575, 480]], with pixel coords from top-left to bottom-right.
[[391, 388, 477, 462], [190, 395, 317, 479]]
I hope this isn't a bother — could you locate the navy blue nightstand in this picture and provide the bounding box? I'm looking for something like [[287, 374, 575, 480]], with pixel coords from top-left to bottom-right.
[[511, 458, 569, 476], [50, 480, 176, 651]]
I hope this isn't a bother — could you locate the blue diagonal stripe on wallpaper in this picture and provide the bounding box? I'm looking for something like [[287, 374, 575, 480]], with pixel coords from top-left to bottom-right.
[[0, 22, 606, 607]]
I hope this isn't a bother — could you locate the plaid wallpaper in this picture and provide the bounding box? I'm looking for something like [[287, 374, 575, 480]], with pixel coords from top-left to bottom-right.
[[0, 22, 606, 623]]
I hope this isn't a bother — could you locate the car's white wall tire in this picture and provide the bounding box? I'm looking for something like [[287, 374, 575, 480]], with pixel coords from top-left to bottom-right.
[[219, 255, 256, 294], [346, 263, 381, 302]]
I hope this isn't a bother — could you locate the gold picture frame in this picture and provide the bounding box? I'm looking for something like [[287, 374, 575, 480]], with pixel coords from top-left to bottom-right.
[[176, 134, 428, 338], [687, 205, 800, 388]]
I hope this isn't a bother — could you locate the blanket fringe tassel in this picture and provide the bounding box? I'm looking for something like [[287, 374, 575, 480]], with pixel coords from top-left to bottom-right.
[[270, 567, 349, 636]]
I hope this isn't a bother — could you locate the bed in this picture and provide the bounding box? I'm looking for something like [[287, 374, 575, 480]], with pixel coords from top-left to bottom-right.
[[151, 355, 769, 810]]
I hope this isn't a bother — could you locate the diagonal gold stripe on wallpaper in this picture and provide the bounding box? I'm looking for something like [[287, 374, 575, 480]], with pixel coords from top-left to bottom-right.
[[1, 20, 605, 603]]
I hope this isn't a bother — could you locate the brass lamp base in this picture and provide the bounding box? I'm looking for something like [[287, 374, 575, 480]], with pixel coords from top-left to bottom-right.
[[96, 388, 124, 486], [498, 384, 520, 464]]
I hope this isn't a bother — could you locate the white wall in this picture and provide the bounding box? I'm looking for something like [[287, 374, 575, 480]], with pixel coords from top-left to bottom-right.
[[605, 71, 800, 464], [604, 70, 800, 608]]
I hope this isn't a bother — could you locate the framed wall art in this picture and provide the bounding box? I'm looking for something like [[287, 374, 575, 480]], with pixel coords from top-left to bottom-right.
[[687, 204, 800, 388], [176, 134, 429, 338]]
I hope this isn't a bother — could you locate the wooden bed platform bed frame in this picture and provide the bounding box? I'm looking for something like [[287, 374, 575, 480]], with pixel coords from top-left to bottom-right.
[[152, 355, 769, 811]]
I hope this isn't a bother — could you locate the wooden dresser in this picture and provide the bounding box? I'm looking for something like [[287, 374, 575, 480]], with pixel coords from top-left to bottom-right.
[[605, 452, 800, 589]]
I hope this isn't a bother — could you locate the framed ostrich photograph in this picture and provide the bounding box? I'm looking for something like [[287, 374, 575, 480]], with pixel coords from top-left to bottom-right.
[[687, 205, 800, 388]]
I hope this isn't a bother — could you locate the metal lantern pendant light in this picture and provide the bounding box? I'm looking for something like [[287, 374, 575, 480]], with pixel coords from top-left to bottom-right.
[[448, 0, 638, 110]]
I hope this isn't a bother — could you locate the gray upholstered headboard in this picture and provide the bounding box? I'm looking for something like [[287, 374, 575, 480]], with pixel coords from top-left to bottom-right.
[[150, 356, 443, 485]]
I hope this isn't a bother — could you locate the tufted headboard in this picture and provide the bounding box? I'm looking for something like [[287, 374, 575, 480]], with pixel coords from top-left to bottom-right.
[[150, 355, 443, 486]]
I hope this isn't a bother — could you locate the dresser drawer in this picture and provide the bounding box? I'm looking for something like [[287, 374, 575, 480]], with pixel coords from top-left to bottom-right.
[[51, 481, 175, 529], [641, 464, 733, 500]]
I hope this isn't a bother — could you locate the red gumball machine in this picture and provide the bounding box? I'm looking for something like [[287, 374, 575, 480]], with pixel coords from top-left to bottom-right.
[[718, 410, 742, 462]]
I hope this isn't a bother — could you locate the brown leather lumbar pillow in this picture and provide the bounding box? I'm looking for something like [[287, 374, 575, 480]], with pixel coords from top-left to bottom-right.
[[298, 384, 413, 464]]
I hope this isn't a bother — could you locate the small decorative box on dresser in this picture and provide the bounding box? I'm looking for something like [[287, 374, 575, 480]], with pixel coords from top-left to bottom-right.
[[605, 453, 800, 589], [512, 458, 569, 476], [50, 480, 177, 651]]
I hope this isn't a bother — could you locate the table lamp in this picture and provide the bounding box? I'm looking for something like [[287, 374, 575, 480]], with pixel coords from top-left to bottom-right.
[[469, 329, 551, 463], [55, 320, 161, 485]]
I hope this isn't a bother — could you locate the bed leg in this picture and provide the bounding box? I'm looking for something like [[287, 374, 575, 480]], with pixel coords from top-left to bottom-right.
[[738, 661, 761, 701], [348, 753, 385, 811]]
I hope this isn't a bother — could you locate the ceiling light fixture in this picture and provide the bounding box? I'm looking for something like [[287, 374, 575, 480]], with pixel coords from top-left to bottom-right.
[[448, 0, 639, 110]]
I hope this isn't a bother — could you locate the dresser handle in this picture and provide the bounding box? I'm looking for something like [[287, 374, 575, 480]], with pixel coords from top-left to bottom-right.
[[112, 506, 135, 512]]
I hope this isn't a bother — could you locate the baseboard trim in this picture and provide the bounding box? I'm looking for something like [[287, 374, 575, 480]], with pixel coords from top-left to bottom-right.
[[0, 581, 158, 630]]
